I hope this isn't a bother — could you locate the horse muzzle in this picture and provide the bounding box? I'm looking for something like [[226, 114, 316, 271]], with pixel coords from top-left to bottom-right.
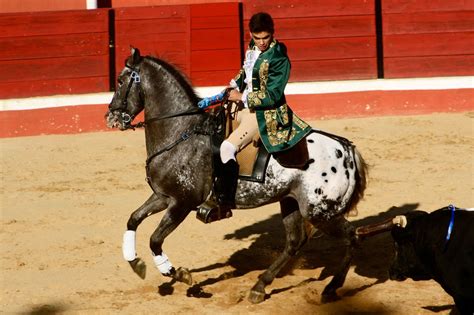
[[106, 110, 132, 130]]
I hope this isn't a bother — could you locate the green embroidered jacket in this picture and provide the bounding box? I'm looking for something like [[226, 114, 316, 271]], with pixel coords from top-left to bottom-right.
[[233, 39, 312, 153]]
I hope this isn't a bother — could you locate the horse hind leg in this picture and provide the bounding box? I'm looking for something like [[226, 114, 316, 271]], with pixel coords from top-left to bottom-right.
[[123, 193, 169, 279], [249, 198, 309, 304], [315, 215, 357, 302]]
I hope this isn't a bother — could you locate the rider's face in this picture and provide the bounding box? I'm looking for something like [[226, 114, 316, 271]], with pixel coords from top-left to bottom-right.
[[251, 31, 272, 52]]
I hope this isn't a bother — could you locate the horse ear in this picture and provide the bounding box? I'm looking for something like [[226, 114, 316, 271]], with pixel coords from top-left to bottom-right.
[[130, 46, 141, 65]]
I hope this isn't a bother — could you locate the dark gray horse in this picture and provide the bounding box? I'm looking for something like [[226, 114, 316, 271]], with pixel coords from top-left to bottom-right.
[[106, 47, 368, 303]]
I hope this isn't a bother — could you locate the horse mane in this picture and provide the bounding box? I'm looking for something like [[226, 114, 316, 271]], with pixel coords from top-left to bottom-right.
[[144, 56, 200, 104]]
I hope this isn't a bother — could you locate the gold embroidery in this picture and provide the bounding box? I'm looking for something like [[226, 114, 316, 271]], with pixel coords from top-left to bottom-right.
[[263, 108, 299, 146], [293, 115, 309, 130], [276, 104, 289, 126], [259, 60, 269, 100], [248, 92, 261, 108]]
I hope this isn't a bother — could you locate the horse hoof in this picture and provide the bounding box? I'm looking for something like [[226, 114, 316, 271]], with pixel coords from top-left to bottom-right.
[[129, 258, 146, 279], [321, 292, 340, 304], [248, 290, 265, 304], [174, 267, 193, 285]]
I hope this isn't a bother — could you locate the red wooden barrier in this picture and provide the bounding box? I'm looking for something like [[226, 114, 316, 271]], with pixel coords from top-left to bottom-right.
[[242, 0, 378, 81], [0, 9, 110, 99], [189, 3, 241, 86], [111, 0, 378, 82], [1, 0, 473, 101], [114, 2, 241, 86], [382, 0, 474, 78], [0, 0, 87, 13], [114, 5, 190, 75]]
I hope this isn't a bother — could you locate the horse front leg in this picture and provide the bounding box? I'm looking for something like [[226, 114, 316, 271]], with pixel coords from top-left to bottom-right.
[[149, 203, 193, 285], [316, 215, 357, 302], [123, 193, 169, 279], [249, 198, 309, 304]]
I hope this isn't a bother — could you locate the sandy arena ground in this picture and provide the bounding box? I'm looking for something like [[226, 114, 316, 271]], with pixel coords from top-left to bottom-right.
[[1, 112, 473, 314]]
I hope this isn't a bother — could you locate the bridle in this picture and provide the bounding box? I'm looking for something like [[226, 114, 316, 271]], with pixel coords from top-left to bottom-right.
[[109, 64, 143, 130], [111, 62, 218, 171], [111, 64, 202, 130]]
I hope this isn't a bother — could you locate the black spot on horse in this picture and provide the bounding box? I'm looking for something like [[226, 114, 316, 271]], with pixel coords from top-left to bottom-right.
[[322, 172, 327, 177], [343, 160, 347, 169], [314, 188, 324, 195], [331, 167, 337, 173], [345, 170, 349, 179], [335, 149, 343, 158], [308, 139, 314, 143], [350, 161, 354, 169]]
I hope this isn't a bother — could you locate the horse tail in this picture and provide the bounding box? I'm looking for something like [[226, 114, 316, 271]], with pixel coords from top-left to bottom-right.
[[345, 146, 368, 216]]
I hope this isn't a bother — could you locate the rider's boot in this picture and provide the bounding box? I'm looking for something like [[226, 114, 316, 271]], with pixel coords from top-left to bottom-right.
[[196, 159, 239, 223]]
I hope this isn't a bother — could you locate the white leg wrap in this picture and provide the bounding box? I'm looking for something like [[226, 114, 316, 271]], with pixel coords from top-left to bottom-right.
[[122, 230, 137, 261], [153, 253, 173, 274], [220, 140, 237, 163]]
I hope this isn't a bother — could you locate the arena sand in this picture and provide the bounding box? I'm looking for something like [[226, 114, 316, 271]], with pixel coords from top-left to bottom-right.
[[1, 112, 473, 314]]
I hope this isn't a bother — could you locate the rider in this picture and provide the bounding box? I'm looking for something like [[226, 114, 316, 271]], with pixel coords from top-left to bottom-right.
[[197, 12, 312, 223]]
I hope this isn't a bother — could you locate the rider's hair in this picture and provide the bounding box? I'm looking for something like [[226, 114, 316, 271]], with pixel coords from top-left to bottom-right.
[[249, 12, 274, 34]]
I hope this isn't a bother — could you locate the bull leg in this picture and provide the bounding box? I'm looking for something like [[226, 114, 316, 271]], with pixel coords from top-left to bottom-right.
[[149, 202, 193, 285], [249, 198, 309, 304], [316, 215, 357, 302], [123, 193, 169, 279]]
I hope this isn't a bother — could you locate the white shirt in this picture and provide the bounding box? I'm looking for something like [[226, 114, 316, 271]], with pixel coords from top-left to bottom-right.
[[230, 46, 261, 108]]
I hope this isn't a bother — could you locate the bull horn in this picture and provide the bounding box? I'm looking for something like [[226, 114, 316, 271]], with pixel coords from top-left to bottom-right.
[[392, 215, 407, 228], [355, 215, 408, 237]]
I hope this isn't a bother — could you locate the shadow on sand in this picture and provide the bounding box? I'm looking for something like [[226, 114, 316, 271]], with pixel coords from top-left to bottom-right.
[[158, 204, 432, 302]]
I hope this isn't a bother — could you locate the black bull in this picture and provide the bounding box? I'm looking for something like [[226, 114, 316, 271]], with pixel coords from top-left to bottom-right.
[[357, 206, 474, 314]]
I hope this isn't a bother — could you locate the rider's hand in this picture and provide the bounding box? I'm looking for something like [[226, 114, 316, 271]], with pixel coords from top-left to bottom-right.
[[228, 89, 243, 102]]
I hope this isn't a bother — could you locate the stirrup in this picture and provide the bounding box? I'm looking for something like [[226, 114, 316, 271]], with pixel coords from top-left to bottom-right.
[[196, 200, 233, 224]]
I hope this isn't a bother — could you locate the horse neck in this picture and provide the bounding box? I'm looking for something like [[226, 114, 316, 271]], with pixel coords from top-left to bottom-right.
[[141, 60, 201, 152], [143, 61, 195, 117]]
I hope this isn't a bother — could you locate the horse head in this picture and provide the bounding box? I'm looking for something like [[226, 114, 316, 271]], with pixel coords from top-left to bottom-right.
[[106, 47, 144, 130]]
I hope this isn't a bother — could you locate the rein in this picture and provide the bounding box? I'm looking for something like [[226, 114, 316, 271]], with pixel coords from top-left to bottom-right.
[[130, 108, 202, 129], [141, 108, 208, 168], [115, 62, 224, 172], [119, 65, 203, 130], [146, 130, 192, 167]]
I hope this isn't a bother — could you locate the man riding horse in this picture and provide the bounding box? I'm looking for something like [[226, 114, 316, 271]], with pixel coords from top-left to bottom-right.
[[197, 12, 312, 222]]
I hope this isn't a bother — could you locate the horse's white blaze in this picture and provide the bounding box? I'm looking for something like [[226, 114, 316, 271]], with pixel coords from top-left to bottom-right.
[[153, 253, 173, 274], [122, 230, 137, 261]]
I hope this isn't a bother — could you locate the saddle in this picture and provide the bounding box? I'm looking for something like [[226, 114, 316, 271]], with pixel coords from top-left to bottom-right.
[[198, 100, 310, 223], [209, 100, 310, 183]]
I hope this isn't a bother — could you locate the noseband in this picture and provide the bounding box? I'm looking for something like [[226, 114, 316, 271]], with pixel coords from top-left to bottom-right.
[[110, 65, 142, 130]]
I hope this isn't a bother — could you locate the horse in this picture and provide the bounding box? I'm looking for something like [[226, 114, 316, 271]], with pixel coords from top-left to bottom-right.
[[106, 47, 368, 304]]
